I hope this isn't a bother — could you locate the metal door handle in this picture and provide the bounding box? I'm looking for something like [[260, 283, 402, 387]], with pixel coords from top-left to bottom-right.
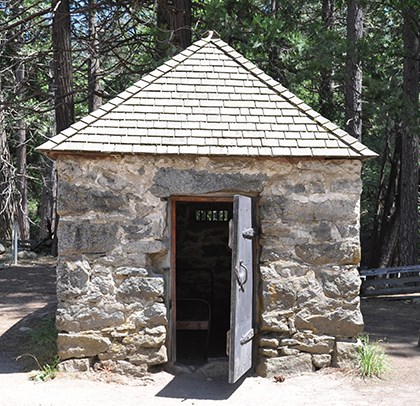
[[235, 260, 248, 291]]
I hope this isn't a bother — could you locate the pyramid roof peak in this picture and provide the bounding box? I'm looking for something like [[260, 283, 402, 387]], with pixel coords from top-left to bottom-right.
[[37, 35, 377, 160]]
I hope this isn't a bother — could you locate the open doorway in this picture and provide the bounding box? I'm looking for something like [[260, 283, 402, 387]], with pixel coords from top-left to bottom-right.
[[174, 199, 233, 362], [172, 195, 255, 383]]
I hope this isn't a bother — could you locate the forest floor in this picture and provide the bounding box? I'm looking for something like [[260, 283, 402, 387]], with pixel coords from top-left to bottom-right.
[[0, 258, 419, 406]]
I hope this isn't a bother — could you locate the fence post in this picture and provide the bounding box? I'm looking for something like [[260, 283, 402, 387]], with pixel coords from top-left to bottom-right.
[[13, 219, 18, 265]]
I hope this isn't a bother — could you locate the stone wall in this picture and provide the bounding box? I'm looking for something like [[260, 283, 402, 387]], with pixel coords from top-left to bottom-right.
[[55, 154, 363, 376], [256, 159, 363, 376]]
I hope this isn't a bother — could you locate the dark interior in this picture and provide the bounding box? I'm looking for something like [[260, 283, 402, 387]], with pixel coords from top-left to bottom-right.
[[175, 201, 232, 362]]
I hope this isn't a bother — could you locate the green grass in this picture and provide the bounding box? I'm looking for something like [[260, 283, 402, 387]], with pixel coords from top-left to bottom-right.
[[357, 335, 389, 379], [17, 354, 60, 381]]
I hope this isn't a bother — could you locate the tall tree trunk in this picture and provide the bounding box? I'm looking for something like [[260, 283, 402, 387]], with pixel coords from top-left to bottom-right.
[[88, 0, 102, 112], [10, 2, 30, 241], [0, 78, 13, 243], [369, 7, 419, 268], [14, 52, 30, 241], [399, 7, 419, 265], [156, 0, 192, 58], [40, 0, 74, 254], [345, 0, 363, 140], [376, 131, 402, 267], [369, 123, 394, 267], [319, 0, 335, 118], [38, 151, 58, 248], [52, 0, 75, 132]]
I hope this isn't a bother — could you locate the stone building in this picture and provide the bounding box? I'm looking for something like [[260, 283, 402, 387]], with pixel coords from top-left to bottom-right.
[[37, 33, 376, 383]]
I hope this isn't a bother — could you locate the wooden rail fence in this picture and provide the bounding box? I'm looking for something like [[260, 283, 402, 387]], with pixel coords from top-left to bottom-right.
[[359, 265, 420, 297]]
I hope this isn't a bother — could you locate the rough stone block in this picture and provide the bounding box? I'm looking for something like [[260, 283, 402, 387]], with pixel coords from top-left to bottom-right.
[[58, 358, 91, 372], [58, 182, 127, 215], [279, 338, 300, 346], [117, 276, 164, 300], [295, 242, 361, 266], [256, 353, 314, 378], [114, 360, 148, 377], [145, 326, 166, 335], [91, 273, 115, 296], [293, 332, 335, 354], [318, 266, 362, 299], [128, 302, 168, 329], [278, 347, 300, 356], [56, 258, 90, 300], [332, 341, 360, 369], [312, 354, 332, 369], [151, 168, 267, 197], [114, 267, 148, 277], [98, 342, 128, 361], [259, 195, 286, 219], [261, 311, 291, 333], [56, 302, 125, 332], [58, 220, 119, 255], [127, 345, 167, 366], [295, 304, 364, 338], [281, 199, 358, 223], [122, 240, 165, 255], [95, 254, 148, 268], [94, 360, 148, 377], [258, 348, 278, 357], [142, 303, 168, 327], [58, 333, 111, 360], [17, 251, 37, 260], [331, 178, 361, 194], [259, 337, 280, 348], [122, 330, 166, 348]]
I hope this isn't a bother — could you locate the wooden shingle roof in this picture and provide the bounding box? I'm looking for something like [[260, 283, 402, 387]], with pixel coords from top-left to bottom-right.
[[37, 33, 377, 159]]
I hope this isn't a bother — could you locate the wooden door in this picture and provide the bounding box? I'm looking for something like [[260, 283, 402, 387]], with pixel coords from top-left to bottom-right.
[[228, 195, 255, 384]]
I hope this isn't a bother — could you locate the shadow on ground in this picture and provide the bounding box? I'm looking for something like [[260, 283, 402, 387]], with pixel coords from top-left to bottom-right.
[[0, 261, 56, 374], [361, 296, 420, 358], [156, 373, 245, 401], [0, 303, 58, 374]]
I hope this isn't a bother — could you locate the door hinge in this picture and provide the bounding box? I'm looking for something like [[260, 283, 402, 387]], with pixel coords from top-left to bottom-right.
[[242, 228, 256, 239], [240, 328, 254, 345]]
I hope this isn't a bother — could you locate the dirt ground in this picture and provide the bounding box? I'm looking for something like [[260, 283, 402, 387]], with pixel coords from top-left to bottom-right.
[[0, 259, 419, 406]]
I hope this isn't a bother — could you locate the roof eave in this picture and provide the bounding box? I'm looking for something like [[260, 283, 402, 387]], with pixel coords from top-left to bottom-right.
[[35, 148, 378, 160]]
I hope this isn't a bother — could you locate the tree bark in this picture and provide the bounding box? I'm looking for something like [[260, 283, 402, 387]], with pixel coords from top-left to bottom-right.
[[156, 0, 192, 58], [41, 0, 74, 254], [12, 2, 30, 241], [345, 0, 363, 140], [88, 0, 102, 112], [368, 119, 395, 267], [376, 132, 401, 267], [38, 152, 58, 248], [0, 78, 13, 242], [319, 0, 335, 118], [399, 7, 419, 265], [52, 0, 75, 132], [15, 64, 30, 241], [370, 7, 419, 268]]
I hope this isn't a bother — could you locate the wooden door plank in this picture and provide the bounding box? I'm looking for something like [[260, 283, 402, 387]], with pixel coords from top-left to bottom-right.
[[228, 195, 254, 384]]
